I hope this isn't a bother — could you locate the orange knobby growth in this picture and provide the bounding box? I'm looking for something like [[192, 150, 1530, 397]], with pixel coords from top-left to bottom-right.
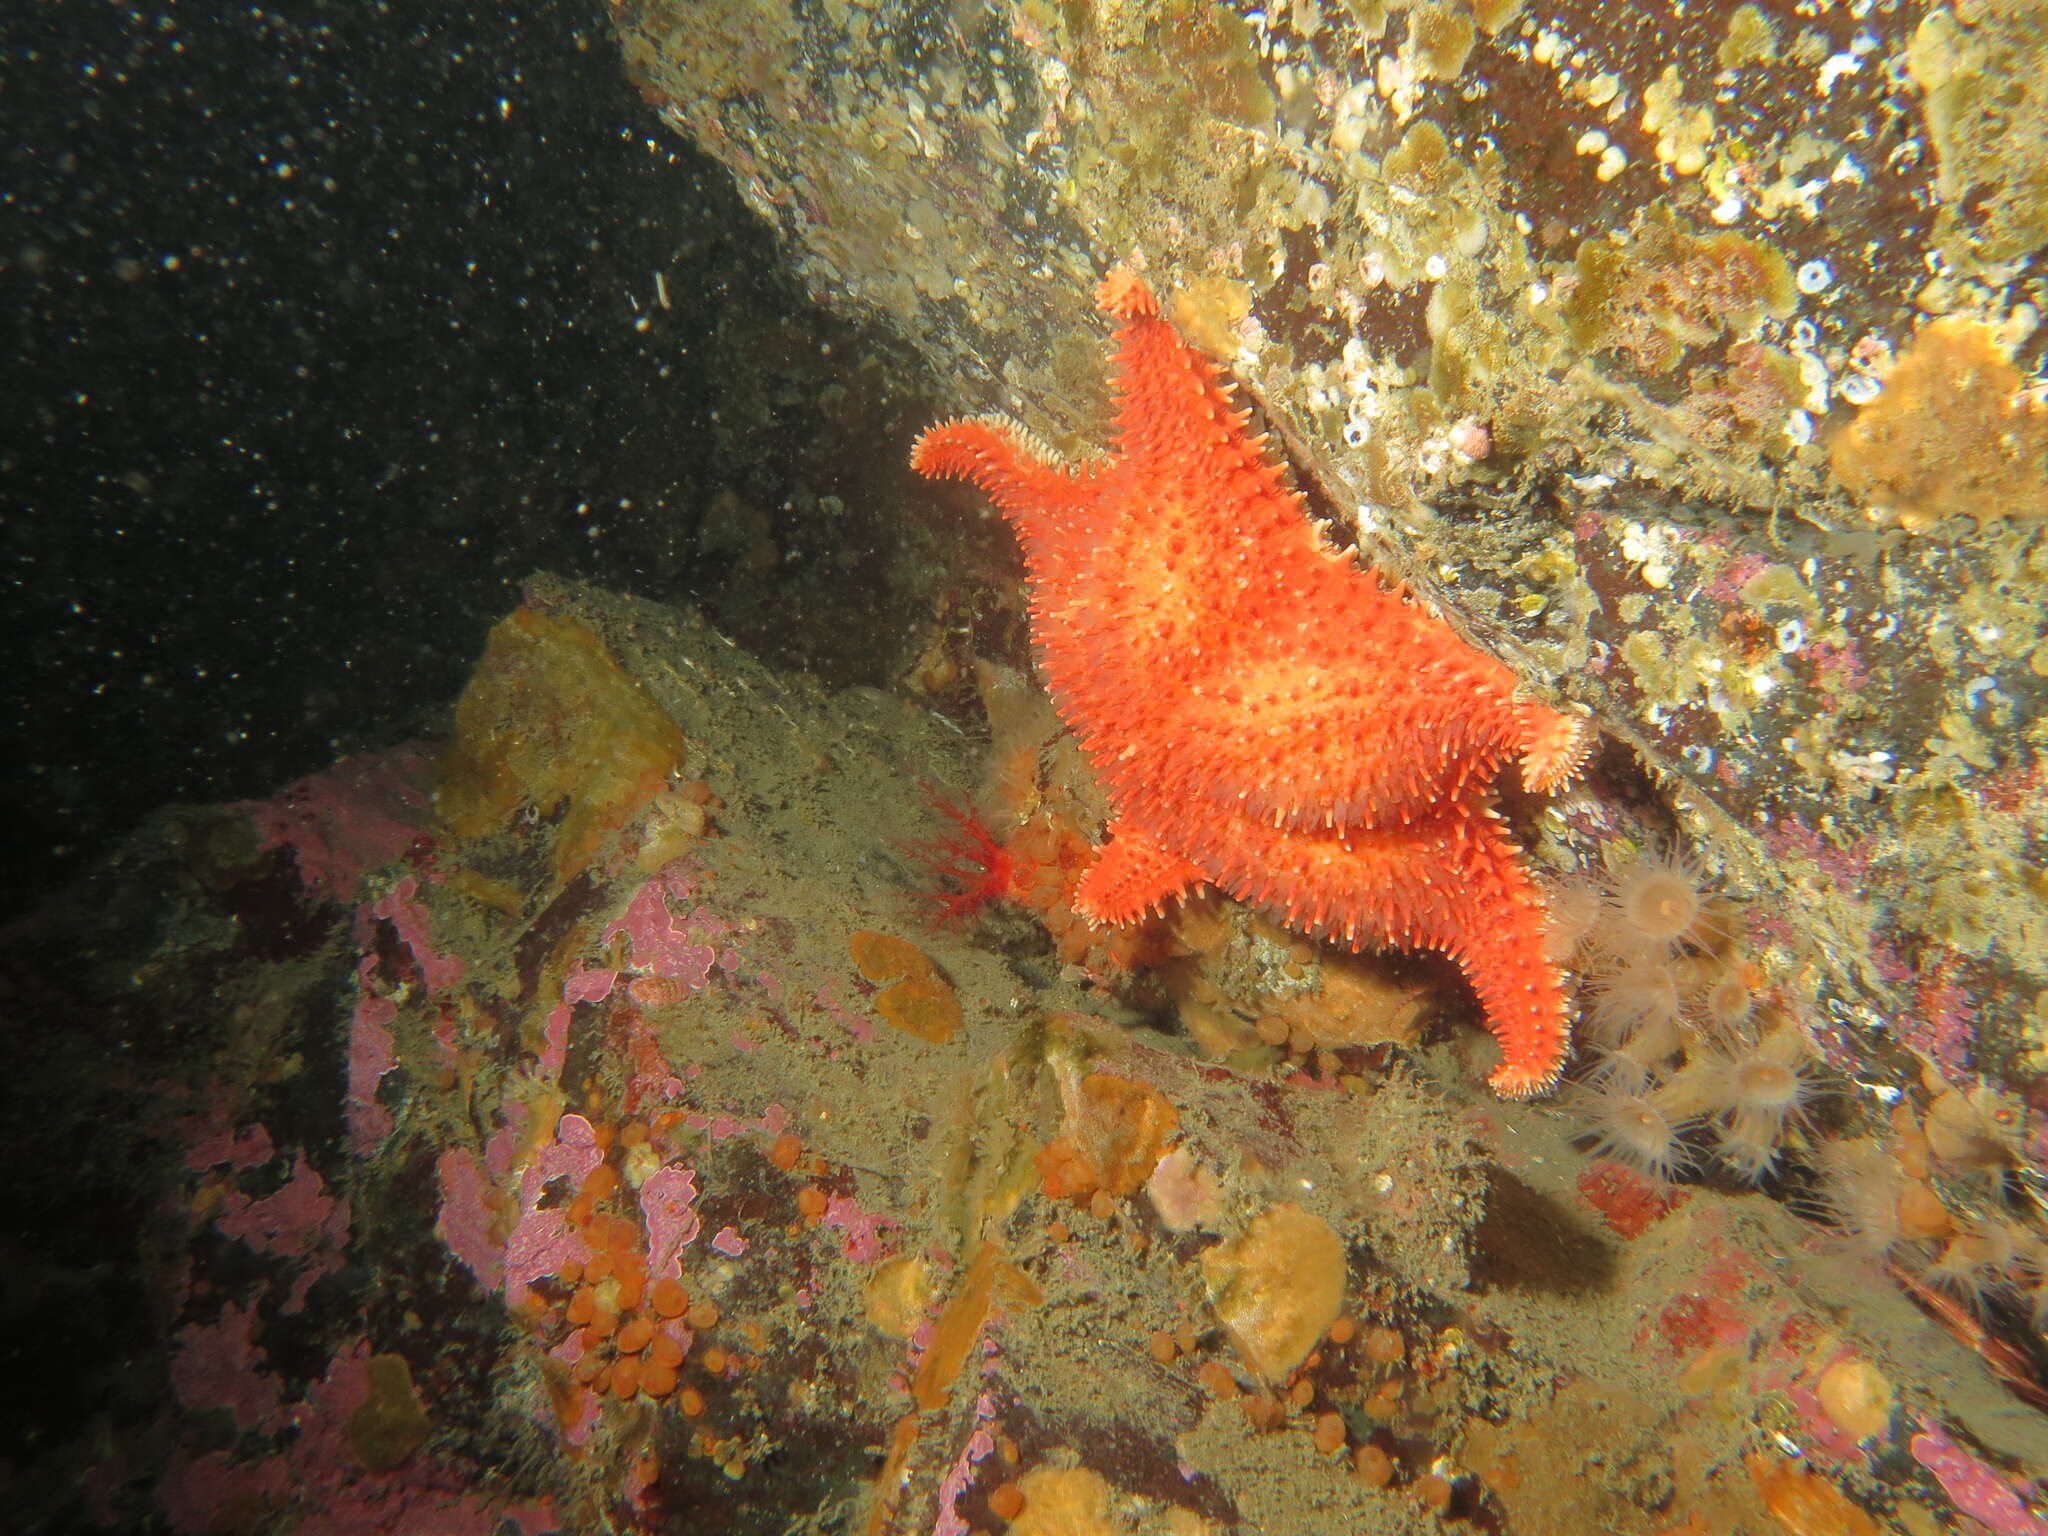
[[1036, 1070, 1180, 1203], [1745, 1453, 1880, 1536]]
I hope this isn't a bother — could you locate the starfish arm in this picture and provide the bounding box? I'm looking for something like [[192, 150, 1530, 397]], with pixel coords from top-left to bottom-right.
[[1094, 272, 1298, 505], [1516, 704, 1595, 794], [1070, 818, 1207, 927], [1203, 812, 1571, 1097], [911, 418, 1096, 549], [1420, 814, 1572, 1099]]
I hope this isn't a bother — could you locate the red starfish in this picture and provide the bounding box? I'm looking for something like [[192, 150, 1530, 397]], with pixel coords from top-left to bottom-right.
[[910, 268, 1589, 1096]]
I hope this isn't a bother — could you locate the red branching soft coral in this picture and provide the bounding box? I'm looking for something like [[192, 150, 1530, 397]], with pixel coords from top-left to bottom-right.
[[900, 787, 1015, 925]]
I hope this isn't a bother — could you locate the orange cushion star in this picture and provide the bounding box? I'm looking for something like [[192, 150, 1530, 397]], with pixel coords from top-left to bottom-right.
[[912, 268, 1589, 1096]]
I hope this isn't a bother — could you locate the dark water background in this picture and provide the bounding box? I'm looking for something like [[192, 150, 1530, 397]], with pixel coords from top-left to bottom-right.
[[5, 0, 926, 912]]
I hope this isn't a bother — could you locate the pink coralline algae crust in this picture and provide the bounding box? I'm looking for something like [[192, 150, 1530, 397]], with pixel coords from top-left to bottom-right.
[[1762, 816, 1875, 888], [1805, 636, 1868, 701], [234, 745, 433, 897], [170, 1303, 282, 1433], [347, 876, 466, 1156], [213, 1154, 348, 1257], [1696, 545, 1769, 606], [813, 979, 877, 1044], [620, 1004, 686, 1109], [435, 1147, 504, 1293], [932, 1398, 1000, 1536], [604, 872, 730, 987], [348, 978, 400, 1156], [182, 1118, 275, 1173], [356, 876, 465, 993], [547, 1359, 604, 1448], [159, 1338, 558, 1536], [1869, 933, 1915, 986], [1637, 1233, 1766, 1360], [540, 1001, 572, 1080], [821, 1191, 899, 1264], [1911, 1420, 2048, 1536], [563, 963, 617, 1005], [710, 1225, 749, 1257], [599, 875, 748, 1106], [432, 1121, 522, 1302], [157, 1450, 292, 1534], [503, 1209, 591, 1313], [210, 1154, 351, 1315], [1781, 1377, 1878, 1466], [503, 1114, 602, 1309], [640, 1164, 702, 1279], [684, 1102, 793, 1141], [486, 1110, 527, 1178], [524, 1113, 602, 1197]]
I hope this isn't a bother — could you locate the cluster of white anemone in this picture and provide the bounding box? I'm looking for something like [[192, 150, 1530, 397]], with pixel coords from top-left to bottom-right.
[[1554, 848, 2048, 1337], [1812, 1078, 2048, 1328], [1551, 842, 1819, 1185]]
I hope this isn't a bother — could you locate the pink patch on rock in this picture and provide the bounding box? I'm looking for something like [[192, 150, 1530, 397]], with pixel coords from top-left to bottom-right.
[[540, 1002, 572, 1080], [211, 1155, 351, 1314], [1907, 958, 1978, 1075], [605, 874, 722, 987], [516, 1112, 602, 1205], [931, 1391, 1004, 1535], [436, 1148, 503, 1292], [813, 980, 876, 1043], [303, 1341, 558, 1534], [158, 1451, 293, 1533], [1576, 1160, 1690, 1238], [356, 875, 465, 993], [502, 1114, 602, 1308], [822, 1192, 899, 1264], [214, 1156, 348, 1260], [234, 745, 433, 898], [617, 1006, 685, 1112], [1781, 1380, 1872, 1465], [1762, 817, 1873, 888], [640, 1164, 702, 1280], [564, 964, 617, 1004], [556, 1382, 603, 1448], [710, 1225, 749, 1258], [485, 1109, 527, 1179], [170, 1303, 281, 1432], [347, 978, 399, 1156], [343, 876, 468, 1155], [1869, 933, 1914, 985], [184, 1120, 276, 1174], [1649, 1289, 1750, 1360], [503, 1209, 590, 1312], [1911, 1420, 2048, 1535], [164, 1334, 558, 1536]]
